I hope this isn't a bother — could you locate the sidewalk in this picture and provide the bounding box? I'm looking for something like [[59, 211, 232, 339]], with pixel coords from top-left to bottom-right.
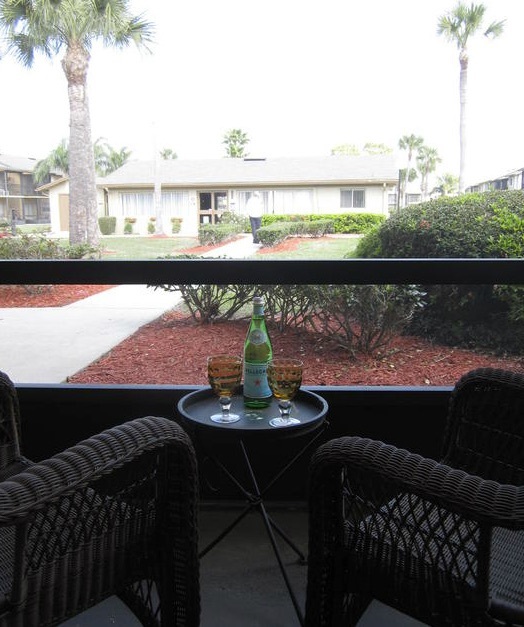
[[0, 235, 260, 384]]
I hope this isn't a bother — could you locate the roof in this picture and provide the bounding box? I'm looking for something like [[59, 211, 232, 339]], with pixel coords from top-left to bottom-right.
[[100, 155, 399, 189], [0, 154, 39, 173]]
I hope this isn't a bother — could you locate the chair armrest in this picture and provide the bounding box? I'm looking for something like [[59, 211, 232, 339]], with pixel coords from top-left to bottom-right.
[[309, 436, 524, 529], [0, 416, 195, 523]]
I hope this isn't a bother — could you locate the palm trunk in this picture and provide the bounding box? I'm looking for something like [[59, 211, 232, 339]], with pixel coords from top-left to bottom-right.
[[62, 43, 99, 247], [459, 52, 468, 194]]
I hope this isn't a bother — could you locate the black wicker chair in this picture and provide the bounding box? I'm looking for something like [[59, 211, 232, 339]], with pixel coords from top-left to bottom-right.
[[305, 368, 524, 627], [0, 371, 200, 626]]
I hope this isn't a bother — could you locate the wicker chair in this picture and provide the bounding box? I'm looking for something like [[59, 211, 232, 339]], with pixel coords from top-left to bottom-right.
[[0, 371, 200, 627], [305, 368, 524, 627]]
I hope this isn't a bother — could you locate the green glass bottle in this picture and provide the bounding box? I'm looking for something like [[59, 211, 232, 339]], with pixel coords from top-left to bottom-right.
[[243, 296, 273, 408]]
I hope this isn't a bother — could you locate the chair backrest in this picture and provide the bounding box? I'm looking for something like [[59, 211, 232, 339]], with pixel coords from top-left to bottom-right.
[[441, 368, 524, 485], [0, 371, 22, 472]]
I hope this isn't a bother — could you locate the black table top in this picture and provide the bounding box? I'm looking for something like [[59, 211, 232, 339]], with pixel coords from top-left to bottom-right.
[[177, 386, 328, 438]]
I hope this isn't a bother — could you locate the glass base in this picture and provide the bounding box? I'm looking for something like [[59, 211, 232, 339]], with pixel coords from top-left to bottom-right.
[[269, 416, 300, 428], [210, 412, 241, 424]]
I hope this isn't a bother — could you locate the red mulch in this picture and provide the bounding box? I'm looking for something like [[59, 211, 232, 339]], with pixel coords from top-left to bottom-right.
[[4, 236, 523, 386], [0, 284, 112, 308], [67, 310, 523, 386]]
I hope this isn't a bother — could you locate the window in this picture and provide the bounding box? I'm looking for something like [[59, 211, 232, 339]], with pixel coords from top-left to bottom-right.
[[272, 189, 313, 214], [119, 192, 154, 216], [341, 188, 365, 209]]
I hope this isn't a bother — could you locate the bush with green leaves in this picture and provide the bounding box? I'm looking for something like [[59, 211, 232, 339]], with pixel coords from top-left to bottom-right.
[[198, 223, 243, 245], [0, 233, 98, 260], [262, 212, 384, 234], [356, 190, 524, 353], [256, 219, 334, 247], [293, 284, 425, 356], [98, 216, 116, 235], [171, 217, 183, 234], [357, 191, 524, 258], [220, 211, 250, 233]]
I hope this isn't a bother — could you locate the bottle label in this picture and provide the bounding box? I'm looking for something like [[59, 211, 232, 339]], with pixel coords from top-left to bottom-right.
[[243, 362, 272, 398], [248, 329, 267, 345]]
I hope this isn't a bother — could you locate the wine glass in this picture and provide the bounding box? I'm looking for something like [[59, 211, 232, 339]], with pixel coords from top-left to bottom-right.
[[207, 354, 243, 423], [267, 358, 303, 428]]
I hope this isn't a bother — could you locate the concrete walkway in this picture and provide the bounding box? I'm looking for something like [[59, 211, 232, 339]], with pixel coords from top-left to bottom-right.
[[0, 235, 260, 384]]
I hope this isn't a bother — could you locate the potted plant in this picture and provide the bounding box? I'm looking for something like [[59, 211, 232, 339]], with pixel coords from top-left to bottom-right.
[[124, 216, 136, 235], [171, 217, 183, 234]]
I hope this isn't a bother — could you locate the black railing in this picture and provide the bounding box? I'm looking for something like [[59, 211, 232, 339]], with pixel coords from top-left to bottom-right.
[[4, 257, 523, 483], [1, 257, 523, 285]]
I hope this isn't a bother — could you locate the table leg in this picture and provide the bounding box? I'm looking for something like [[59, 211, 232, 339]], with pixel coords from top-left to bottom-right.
[[239, 440, 305, 627]]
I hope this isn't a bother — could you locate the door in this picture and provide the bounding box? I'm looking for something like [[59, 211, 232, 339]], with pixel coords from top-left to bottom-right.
[[198, 191, 227, 224]]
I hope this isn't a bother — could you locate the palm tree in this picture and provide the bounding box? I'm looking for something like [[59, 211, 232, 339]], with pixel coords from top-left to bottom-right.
[[416, 146, 442, 201], [437, 3, 504, 194], [398, 134, 424, 207], [223, 129, 250, 158], [433, 172, 459, 197], [94, 138, 131, 176], [331, 144, 360, 156], [33, 139, 69, 184], [160, 148, 178, 160], [34, 138, 131, 183], [0, 0, 153, 246]]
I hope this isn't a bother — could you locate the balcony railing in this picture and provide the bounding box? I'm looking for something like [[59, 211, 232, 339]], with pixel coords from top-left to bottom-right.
[[3, 257, 523, 495]]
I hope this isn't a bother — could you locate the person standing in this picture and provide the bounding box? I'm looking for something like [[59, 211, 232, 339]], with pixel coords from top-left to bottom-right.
[[246, 191, 263, 243]]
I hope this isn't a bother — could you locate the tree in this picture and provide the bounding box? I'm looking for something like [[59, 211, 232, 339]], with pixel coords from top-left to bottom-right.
[[437, 3, 504, 194], [362, 142, 392, 155], [331, 144, 360, 156], [433, 172, 459, 197], [0, 0, 153, 246], [223, 129, 249, 158], [398, 134, 424, 207], [94, 138, 131, 176], [34, 138, 131, 183], [160, 148, 178, 160], [416, 145, 442, 201], [33, 139, 69, 184]]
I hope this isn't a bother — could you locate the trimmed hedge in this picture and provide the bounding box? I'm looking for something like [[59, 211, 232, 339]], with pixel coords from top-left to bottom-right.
[[262, 212, 384, 234], [256, 219, 334, 247], [355, 191, 524, 354], [98, 216, 116, 235], [198, 223, 243, 245], [357, 191, 524, 258]]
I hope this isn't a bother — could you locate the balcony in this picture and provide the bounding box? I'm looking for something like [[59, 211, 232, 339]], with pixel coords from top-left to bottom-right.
[[2, 257, 522, 626]]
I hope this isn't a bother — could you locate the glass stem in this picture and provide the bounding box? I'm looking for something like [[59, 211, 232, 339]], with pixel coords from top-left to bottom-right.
[[278, 400, 291, 420], [220, 396, 232, 417]]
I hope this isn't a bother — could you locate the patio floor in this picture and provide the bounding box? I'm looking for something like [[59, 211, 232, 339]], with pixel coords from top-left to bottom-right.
[[59, 501, 428, 626]]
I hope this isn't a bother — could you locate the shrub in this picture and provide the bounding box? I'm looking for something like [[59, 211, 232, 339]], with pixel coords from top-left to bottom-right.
[[256, 219, 334, 247], [262, 212, 384, 234], [123, 221, 133, 235], [152, 256, 255, 322], [297, 284, 424, 356], [0, 233, 98, 260], [220, 211, 250, 233], [256, 222, 294, 247], [356, 190, 524, 353], [358, 191, 524, 259], [98, 216, 116, 235], [148, 219, 155, 234], [198, 223, 242, 245], [171, 217, 183, 234]]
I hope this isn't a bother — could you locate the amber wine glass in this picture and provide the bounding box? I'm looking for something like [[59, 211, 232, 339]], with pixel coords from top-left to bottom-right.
[[207, 355, 243, 423], [267, 358, 303, 428]]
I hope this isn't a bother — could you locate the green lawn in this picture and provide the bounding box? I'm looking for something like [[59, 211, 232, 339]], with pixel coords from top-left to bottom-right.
[[252, 236, 360, 259], [94, 235, 360, 260], [99, 236, 198, 259]]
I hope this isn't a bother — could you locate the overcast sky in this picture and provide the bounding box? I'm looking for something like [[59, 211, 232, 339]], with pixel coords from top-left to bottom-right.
[[1, 0, 523, 187]]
